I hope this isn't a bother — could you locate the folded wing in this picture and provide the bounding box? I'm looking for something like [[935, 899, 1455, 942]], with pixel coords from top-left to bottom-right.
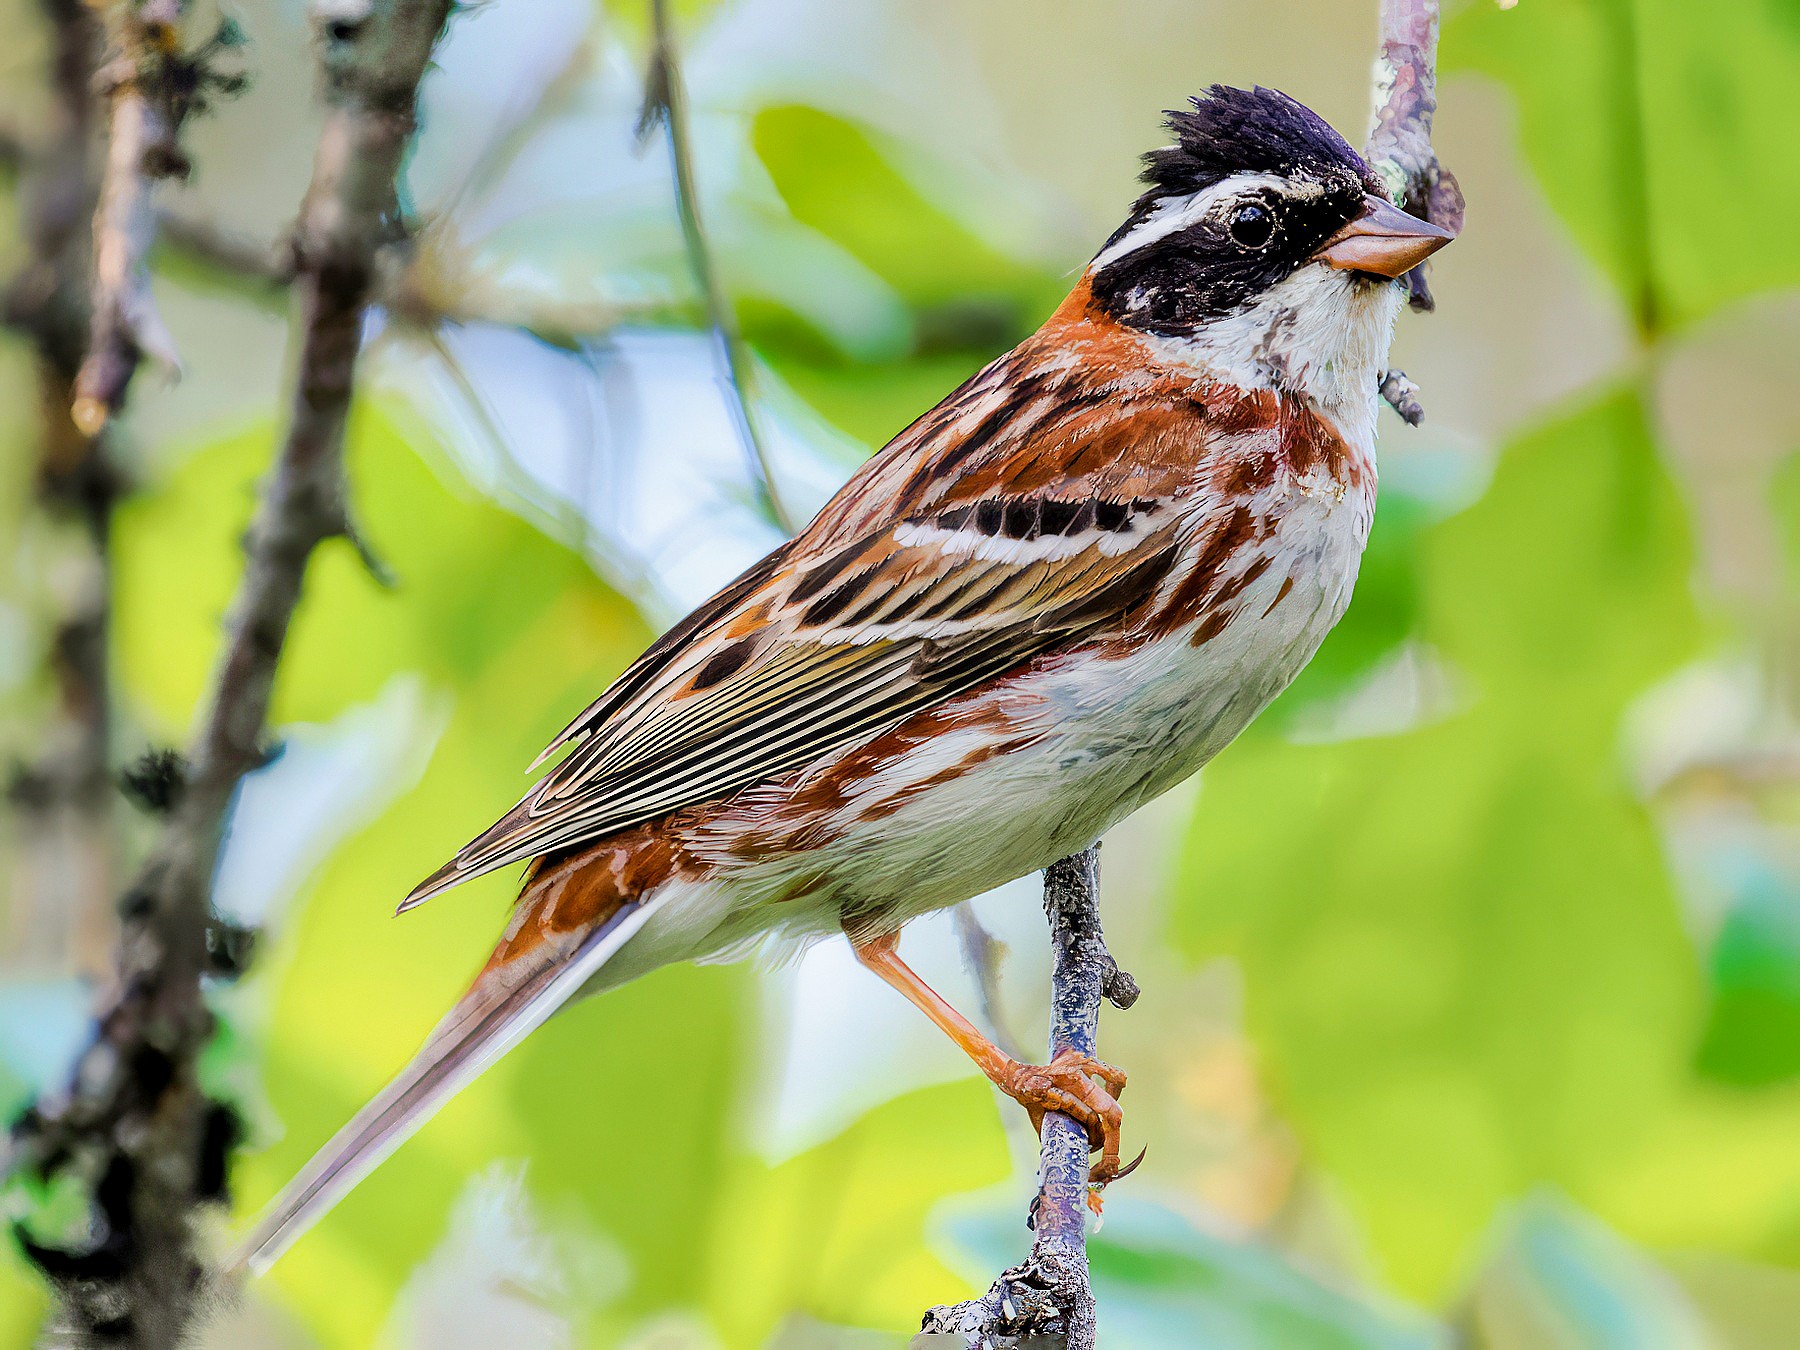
[[402, 350, 1220, 909]]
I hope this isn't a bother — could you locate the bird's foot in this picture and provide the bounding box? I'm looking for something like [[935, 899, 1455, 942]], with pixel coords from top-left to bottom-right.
[[994, 1048, 1130, 1185]]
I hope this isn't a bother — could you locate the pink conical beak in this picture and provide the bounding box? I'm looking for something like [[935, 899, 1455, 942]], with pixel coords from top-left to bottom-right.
[[1312, 193, 1454, 278]]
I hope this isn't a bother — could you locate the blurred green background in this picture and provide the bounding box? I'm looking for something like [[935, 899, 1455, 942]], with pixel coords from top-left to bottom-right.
[[5, 0, 1800, 1344]]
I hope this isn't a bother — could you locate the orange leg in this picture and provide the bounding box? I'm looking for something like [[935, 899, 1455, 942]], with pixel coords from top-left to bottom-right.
[[851, 929, 1129, 1183]]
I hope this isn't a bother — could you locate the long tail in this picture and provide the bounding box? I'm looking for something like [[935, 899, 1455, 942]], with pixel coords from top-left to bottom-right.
[[231, 895, 653, 1275]]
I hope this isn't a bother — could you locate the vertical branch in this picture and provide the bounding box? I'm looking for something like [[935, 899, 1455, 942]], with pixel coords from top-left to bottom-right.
[[1367, 0, 1462, 422], [919, 847, 1138, 1349], [71, 0, 193, 435], [639, 0, 796, 533], [952, 904, 1026, 1064], [2, 0, 116, 979], [924, 6, 1453, 1342], [6, 0, 458, 1340], [1365, 0, 1463, 313]]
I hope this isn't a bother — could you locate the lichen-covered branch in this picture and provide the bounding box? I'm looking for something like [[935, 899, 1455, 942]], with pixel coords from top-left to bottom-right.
[[6, 0, 459, 1339], [1368, 0, 1462, 420], [919, 847, 1137, 1349], [1366, 0, 1463, 313], [639, 0, 796, 533], [1378, 368, 1425, 427]]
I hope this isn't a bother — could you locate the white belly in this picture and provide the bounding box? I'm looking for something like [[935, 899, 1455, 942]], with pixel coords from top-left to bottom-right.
[[635, 466, 1377, 969]]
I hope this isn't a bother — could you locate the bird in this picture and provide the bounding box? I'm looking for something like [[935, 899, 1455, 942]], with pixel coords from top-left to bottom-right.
[[237, 83, 1452, 1272]]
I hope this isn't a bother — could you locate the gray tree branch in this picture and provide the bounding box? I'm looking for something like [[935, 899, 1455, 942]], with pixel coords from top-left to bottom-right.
[[71, 0, 196, 436], [1366, 0, 1463, 312], [917, 847, 1137, 1350], [5, 0, 458, 1341], [1369, 0, 1462, 425], [920, 4, 1452, 1342]]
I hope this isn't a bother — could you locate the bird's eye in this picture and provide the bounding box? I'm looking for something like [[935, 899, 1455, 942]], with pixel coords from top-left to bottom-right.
[[1229, 202, 1275, 248]]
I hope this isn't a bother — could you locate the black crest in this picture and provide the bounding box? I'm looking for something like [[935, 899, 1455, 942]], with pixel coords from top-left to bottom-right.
[[1141, 85, 1372, 207], [1090, 86, 1381, 336]]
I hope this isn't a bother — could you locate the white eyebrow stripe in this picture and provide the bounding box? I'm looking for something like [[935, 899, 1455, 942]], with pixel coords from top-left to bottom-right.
[[1090, 171, 1299, 273]]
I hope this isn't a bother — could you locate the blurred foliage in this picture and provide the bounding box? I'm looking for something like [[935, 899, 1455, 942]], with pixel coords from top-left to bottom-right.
[[1447, 0, 1800, 334], [1696, 855, 1800, 1088], [746, 104, 1064, 449], [3, 0, 1800, 1344]]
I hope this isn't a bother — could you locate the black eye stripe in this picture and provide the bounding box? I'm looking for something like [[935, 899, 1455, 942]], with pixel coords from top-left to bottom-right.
[[1090, 174, 1368, 336]]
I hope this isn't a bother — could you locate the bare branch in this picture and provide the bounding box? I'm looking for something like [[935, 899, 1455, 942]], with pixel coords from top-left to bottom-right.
[[919, 847, 1128, 1349], [158, 205, 292, 288], [0, 0, 121, 985], [7, 0, 459, 1338], [640, 0, 797, 533], [1365, 0, 1464, 313], [71, 3, 245, 435], [953, 904, 1027, 1064], [921, 8, 1454, 1343]]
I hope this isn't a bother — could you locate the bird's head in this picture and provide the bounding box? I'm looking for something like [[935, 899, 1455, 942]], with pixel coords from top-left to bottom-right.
[[1089, 86, 1452, 410]]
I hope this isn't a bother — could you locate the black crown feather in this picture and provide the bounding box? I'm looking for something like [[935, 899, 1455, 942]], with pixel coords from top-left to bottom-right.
[[1091, 86, 1385, 334], [1139, 85, 1371, 203]]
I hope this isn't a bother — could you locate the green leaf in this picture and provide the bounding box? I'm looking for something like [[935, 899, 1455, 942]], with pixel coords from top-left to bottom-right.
[[702, 1081, 1010, 1345], [0, 1247, 47, 1350], [114, 401, 641, 737], [746, 104, 1068, 451], [1446, 0, 1800, 332], [1695, 858, 1800, 1088], [751, 106, 1052, 317]]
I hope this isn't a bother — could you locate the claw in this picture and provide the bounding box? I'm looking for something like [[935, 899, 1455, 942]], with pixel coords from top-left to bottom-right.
[[1085, 1144, 1145, 1225], [1112, 1145, 1148, 1182], [994, 1047, 1130, 1185]]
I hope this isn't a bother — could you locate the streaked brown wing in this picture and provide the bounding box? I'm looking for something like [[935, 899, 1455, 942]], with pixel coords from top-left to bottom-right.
[[402, 340, 1216, 909]]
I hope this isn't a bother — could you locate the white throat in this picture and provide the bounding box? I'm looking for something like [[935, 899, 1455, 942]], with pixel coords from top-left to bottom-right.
[[1131, 264, 1403, 454]]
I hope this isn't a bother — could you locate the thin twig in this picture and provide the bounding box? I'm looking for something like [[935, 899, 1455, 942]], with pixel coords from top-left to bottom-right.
[[158, 204, 292, 288], [953, 905, 1027, 1065], [6, 0, 459, 1339], [919, 847, 1125, 1348], [639, 0, 797, 533], [0, 0, 118, 982], [1367, 0, 1462, 424], [72, 1, 244, 435], [72, 0, 188, 435], [153, 199, 644, 341], [1365, 0, 1463, 314]]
